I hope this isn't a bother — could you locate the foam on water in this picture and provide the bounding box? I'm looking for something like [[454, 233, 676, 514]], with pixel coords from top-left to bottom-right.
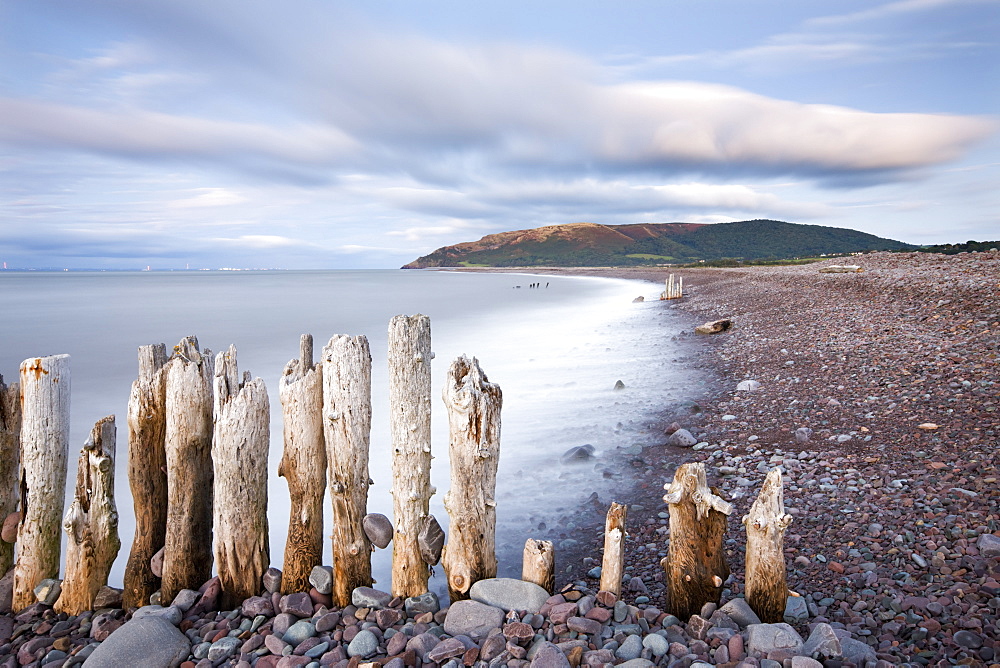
[[0, 269, 701, 598]]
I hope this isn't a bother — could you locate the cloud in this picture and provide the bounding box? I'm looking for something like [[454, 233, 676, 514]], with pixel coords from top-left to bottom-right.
[[168, 187, 246, 208], [212, 235, 306, 249]]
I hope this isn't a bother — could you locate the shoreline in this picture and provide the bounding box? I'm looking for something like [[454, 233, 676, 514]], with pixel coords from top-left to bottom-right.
[[542, 251, 999, 664]]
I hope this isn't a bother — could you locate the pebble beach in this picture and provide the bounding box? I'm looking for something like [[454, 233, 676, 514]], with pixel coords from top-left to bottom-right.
[[1, 251, 997, 668]]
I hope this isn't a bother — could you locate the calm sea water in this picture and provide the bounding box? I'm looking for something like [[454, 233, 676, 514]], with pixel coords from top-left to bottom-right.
[[0, 269, 700, 598]]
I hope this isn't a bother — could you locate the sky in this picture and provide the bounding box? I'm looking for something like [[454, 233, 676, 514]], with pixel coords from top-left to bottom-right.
[[1, 0, 998, 269]]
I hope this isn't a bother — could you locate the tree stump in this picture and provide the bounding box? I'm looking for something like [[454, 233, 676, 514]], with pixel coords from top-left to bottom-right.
[[743, 468, 793, 623], [387, 315, 433, 598], [0, 375, 21, 578], [600, 502, 627, 597], [161, 337, 214, 604], [56, 415, 121, 615], [213, 345, 270, 610], [522, 539, 555, 594], [441, 355, 502, 601], [278, 334, 326, 594], [14, 354, 70, 611], [661, 462, 732, 620], [123, 344, 168, 608], [322, 335, 373, 607]]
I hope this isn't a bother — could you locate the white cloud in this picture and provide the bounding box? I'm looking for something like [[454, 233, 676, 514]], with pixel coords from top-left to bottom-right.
[[168, 187, 246, 208], [213, 235, 305, 249]]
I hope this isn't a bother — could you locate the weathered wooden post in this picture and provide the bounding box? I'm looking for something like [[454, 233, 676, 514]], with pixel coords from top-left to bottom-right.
[[213, 345, 270, 609], [522, 539, 555, 594], [278, 334, 326, 594], [56, 415, 121, 615], [387, 315, 433, 598], [599, 502, 627, 597], [660, 462, 732, 620], [0, 375, 21, 578], [14, 354, 70, 611], [743, 468, 793, 623], [323, 335, 373, 607], [441, 355, 502, 601], [161, 336, 214, 604], [123, 344, 168, 608]]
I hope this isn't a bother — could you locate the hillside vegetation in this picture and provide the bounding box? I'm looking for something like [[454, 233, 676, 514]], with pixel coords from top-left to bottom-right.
[[402, 219, 915, 268]]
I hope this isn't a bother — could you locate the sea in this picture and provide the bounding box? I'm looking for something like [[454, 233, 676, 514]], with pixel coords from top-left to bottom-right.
[[0, 269, 704, 599]]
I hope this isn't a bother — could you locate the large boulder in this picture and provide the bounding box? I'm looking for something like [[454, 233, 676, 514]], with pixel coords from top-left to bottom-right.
[[442, 599, 504, 640], [695, 318, 732, 335], [469, 578, 550, 613], [746, 623, 804, 656], [82, 615, 190, 668]]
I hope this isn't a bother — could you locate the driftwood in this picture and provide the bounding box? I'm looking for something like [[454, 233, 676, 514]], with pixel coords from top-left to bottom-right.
[[387, 315, 434, 598], [323, 335, 373, 607], [14, 354, 70, 611], [213, 345, 270, 610], [441, 355, 502, 601], [278, 334, 326, 594], [661, 462, 732, 620], [56, 415, 121, 615], [695, 319, 732, 335], [161, 337, 214, 603], [819, 265, 862, 273], [743, 468, 793, 623], [522, 539, 555, 594], [122, 344, 168, 608], [0, 375, 21, 577], [600, 502, 627, 597]]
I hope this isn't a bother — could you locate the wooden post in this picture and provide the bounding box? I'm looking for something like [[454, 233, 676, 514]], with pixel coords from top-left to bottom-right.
[[441, 355, 502, 601], [213, 345, 270, 610], [161, 337, 214, 604], [123, 344, 168, 608], [0, 375, 21, 578], [660, 462, 732, 620], [278, 334, 326, 594], [323, 335, 373, 607], [599, 503, 627, 597], [743, 468, 793, 623], [14, 354, 70, 611], [387, 315, 433, 598], [522, 539, 555, 594], [56, 415, 121, 615]]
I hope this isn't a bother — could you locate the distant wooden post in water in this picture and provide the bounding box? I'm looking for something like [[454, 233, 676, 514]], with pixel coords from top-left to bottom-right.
[[161, 337, 214, 604], [660, 274, 683, 300], [441, 355, 502, 601], [387, 315, 433, 598], [213, 345, 270, 609], [123, 344, 168, 608], [14, 354, 70, 611], [600, 502, 627, 597], [278, 334, 326, 594], [57, 415, 120, 615], [522, 539, 555, 594], [323, 335, 373, 607], [743, 468, 793, 623], [661, 462, 732, 620], [0, 375, 21, 578]]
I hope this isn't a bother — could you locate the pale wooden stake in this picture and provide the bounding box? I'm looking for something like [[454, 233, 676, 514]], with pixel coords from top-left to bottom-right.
[[441, 355, 502, 601], [323, 335, 373, 607], [213, 345, 270, 610], [743, 468, 793, 623], [522, 539, 555, 594], [660, 462, 732, 620], [599, 502, 627, 597], [56, 415, 121, 615], [161, 337, 215, 604], [278, 334, 326, 594], [387, 315, 433, 598], [123, 344, 168, 608], [0, 375, 21, 578], [14, 354, 70, 611]]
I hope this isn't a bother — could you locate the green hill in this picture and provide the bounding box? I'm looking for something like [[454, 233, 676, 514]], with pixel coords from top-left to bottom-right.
[[402, 220, 915, 268]]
